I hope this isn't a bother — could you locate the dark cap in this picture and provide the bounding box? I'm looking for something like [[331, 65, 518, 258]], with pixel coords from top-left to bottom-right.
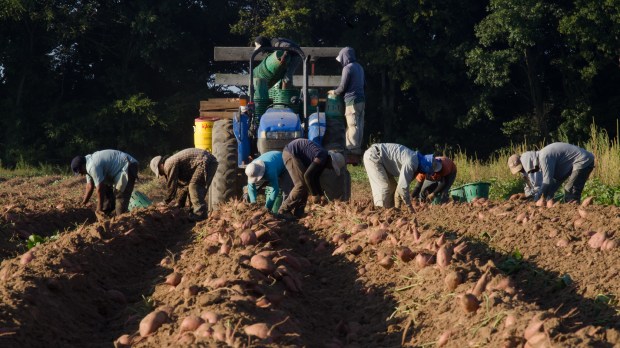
[[254, 36, 271, 48], [71, 156, 86, 175]]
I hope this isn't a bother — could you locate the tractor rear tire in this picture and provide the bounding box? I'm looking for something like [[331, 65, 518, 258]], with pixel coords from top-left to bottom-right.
[[208, 119, 245, 211]]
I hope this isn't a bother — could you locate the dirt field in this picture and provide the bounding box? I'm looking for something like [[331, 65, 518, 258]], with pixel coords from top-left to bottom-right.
[[0, 173, 619, 347]]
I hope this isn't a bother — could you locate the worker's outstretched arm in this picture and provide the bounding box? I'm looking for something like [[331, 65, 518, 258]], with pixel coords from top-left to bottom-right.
[[82, 182, 94, 205], [303, 159, 324, 196]]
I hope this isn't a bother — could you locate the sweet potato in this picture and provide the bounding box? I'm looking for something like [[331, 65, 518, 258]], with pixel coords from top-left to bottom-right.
[[240, 230, 257, 246], [601, 239, 617, 251], [20, 251, 34, 265], [436, 245, 452, 268], [378, 256, 393, 269], [250, 255, 275, 274], [397, 247, 415, 262], [165, 272, 182, 286], [139, 310, 168, 337], [588, 231, 607, 249], [444, 271, 462, 291], [244, 323, 270, 339], [368, 229, 387, 245], [179, 316, 204, 333], [460, 294, 479, 313], [581, 196, 594, 207], [472, 271, 490, 297]]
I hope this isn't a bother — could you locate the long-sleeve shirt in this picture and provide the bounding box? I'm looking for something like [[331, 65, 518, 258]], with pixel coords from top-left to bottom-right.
[[284, 139, 328, 195], [374, 143, 423, 206], [247, 151, 286, 210], [85, 150, 137, 187], [520, 143, 594, 199], [162, 148, 215, 204], [334, 47, 365, 105]]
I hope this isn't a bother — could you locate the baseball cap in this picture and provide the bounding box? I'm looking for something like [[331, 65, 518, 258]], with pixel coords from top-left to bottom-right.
[[150, 156, 162, 177], [328, 151, 345, 176], [245, 160, 265, 184], [507, 154, 523, 174], [71, 156, 86, 175]]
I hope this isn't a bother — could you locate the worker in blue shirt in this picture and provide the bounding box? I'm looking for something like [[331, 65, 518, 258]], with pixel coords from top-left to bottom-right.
[[245, 151, 292, 212]]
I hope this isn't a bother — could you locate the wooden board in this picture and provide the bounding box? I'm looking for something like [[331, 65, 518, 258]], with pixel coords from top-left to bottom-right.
[[198, 111, 236, 119], [215, 74, 341, 87], [214, 47, 343, 61], [199, 99, 242, 111]]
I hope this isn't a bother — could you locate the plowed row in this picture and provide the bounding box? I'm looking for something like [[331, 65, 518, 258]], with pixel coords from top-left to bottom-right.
[[0, 176, 618, 348]]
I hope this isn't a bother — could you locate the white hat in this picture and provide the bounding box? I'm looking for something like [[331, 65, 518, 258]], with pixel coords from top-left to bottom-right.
[[150, 156, 162, 178], [245, 160, 265, 184], [328, 151, 345, 176], [432, 158, 443, 173]]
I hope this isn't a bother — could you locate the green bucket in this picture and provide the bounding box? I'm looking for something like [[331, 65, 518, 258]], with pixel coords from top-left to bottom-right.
[[462, 182, 491, 202], [253, 51, 289, 86], [253, 78, 269, 99], [449, 185, 467, 202], [325, 93, 344, 120], [129, 191, 152, 211]]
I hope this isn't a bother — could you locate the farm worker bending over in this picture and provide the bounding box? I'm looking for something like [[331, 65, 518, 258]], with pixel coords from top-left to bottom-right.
[[328, 47, 365, 157], [150, 148, 218, 222], [278, 139, 346, 219], [411, 156, 457, 203], [508, 142, 595, 205], [254, 36, 301, 89], [363, 143, 435, 212], [508, 151, 543, 200], [71, 149, 139, 218], [245, 151, 293, 213]]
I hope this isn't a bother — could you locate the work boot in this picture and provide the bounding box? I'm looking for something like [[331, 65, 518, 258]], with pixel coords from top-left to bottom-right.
[[188, 212, 206, 222]]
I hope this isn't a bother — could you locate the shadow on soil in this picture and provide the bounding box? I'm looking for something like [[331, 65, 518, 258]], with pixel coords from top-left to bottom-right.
[[0, 210, 197, 348], [275, 219, 404, 347]]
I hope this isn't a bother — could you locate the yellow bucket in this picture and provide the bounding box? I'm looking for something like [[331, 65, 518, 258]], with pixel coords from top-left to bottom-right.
[[194, 118, 214, 151]]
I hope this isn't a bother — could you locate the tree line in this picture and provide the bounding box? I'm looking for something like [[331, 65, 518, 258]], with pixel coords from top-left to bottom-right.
[[0, 0, 618, 166]]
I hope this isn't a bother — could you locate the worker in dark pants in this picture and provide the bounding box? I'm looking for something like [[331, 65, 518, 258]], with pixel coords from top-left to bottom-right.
[[278, 139, 345, 219], [150, 148, 218, 221], [412, 156, 457, 203], [72, 149, 139, 219], [508, 142, 595, 205]]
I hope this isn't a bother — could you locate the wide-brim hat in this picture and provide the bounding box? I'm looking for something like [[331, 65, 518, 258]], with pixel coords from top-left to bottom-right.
[[328, 151, 345, 176], [507, 154, 523, 174], [150, 156, 162, 178], [245, 160, 266, 184]]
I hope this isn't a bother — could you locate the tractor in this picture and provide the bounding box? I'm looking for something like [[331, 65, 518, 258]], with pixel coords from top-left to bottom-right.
[[198, 45, 352, 210]]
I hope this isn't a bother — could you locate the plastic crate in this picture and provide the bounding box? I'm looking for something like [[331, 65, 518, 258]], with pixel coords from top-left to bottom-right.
[[449, 185, 467, 202], [462, 182, 491, 202], [128, 191, 152, 211]]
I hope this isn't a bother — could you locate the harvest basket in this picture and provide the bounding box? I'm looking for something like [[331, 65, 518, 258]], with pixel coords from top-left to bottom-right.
[[129, 191, 152, 211], [462, 182, 491, 202], [449, 185, 467, 202]]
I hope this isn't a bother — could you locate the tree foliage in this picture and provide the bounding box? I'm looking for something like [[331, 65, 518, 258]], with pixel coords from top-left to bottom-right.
[[0, 0, 618, 166]]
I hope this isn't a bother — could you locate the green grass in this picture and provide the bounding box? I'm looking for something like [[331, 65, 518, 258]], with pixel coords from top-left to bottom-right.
[[0, 157, 65, 178]]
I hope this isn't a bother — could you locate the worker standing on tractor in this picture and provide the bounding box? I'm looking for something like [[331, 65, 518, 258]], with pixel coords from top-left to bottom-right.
[[254, 36, 301, 89], [508, 142, 595, 205], [278, 139, 346, 219], [71, 149, 139, 219], [245, 151, 292, 213], [150, 148, 218, 221], [329, 47, 365, 161], [363, 143, 435, 212], [411, 156, 457, 203]]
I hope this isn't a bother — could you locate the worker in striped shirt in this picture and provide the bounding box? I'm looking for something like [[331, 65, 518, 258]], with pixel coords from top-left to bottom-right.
[[150, 148, 218, 221]]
